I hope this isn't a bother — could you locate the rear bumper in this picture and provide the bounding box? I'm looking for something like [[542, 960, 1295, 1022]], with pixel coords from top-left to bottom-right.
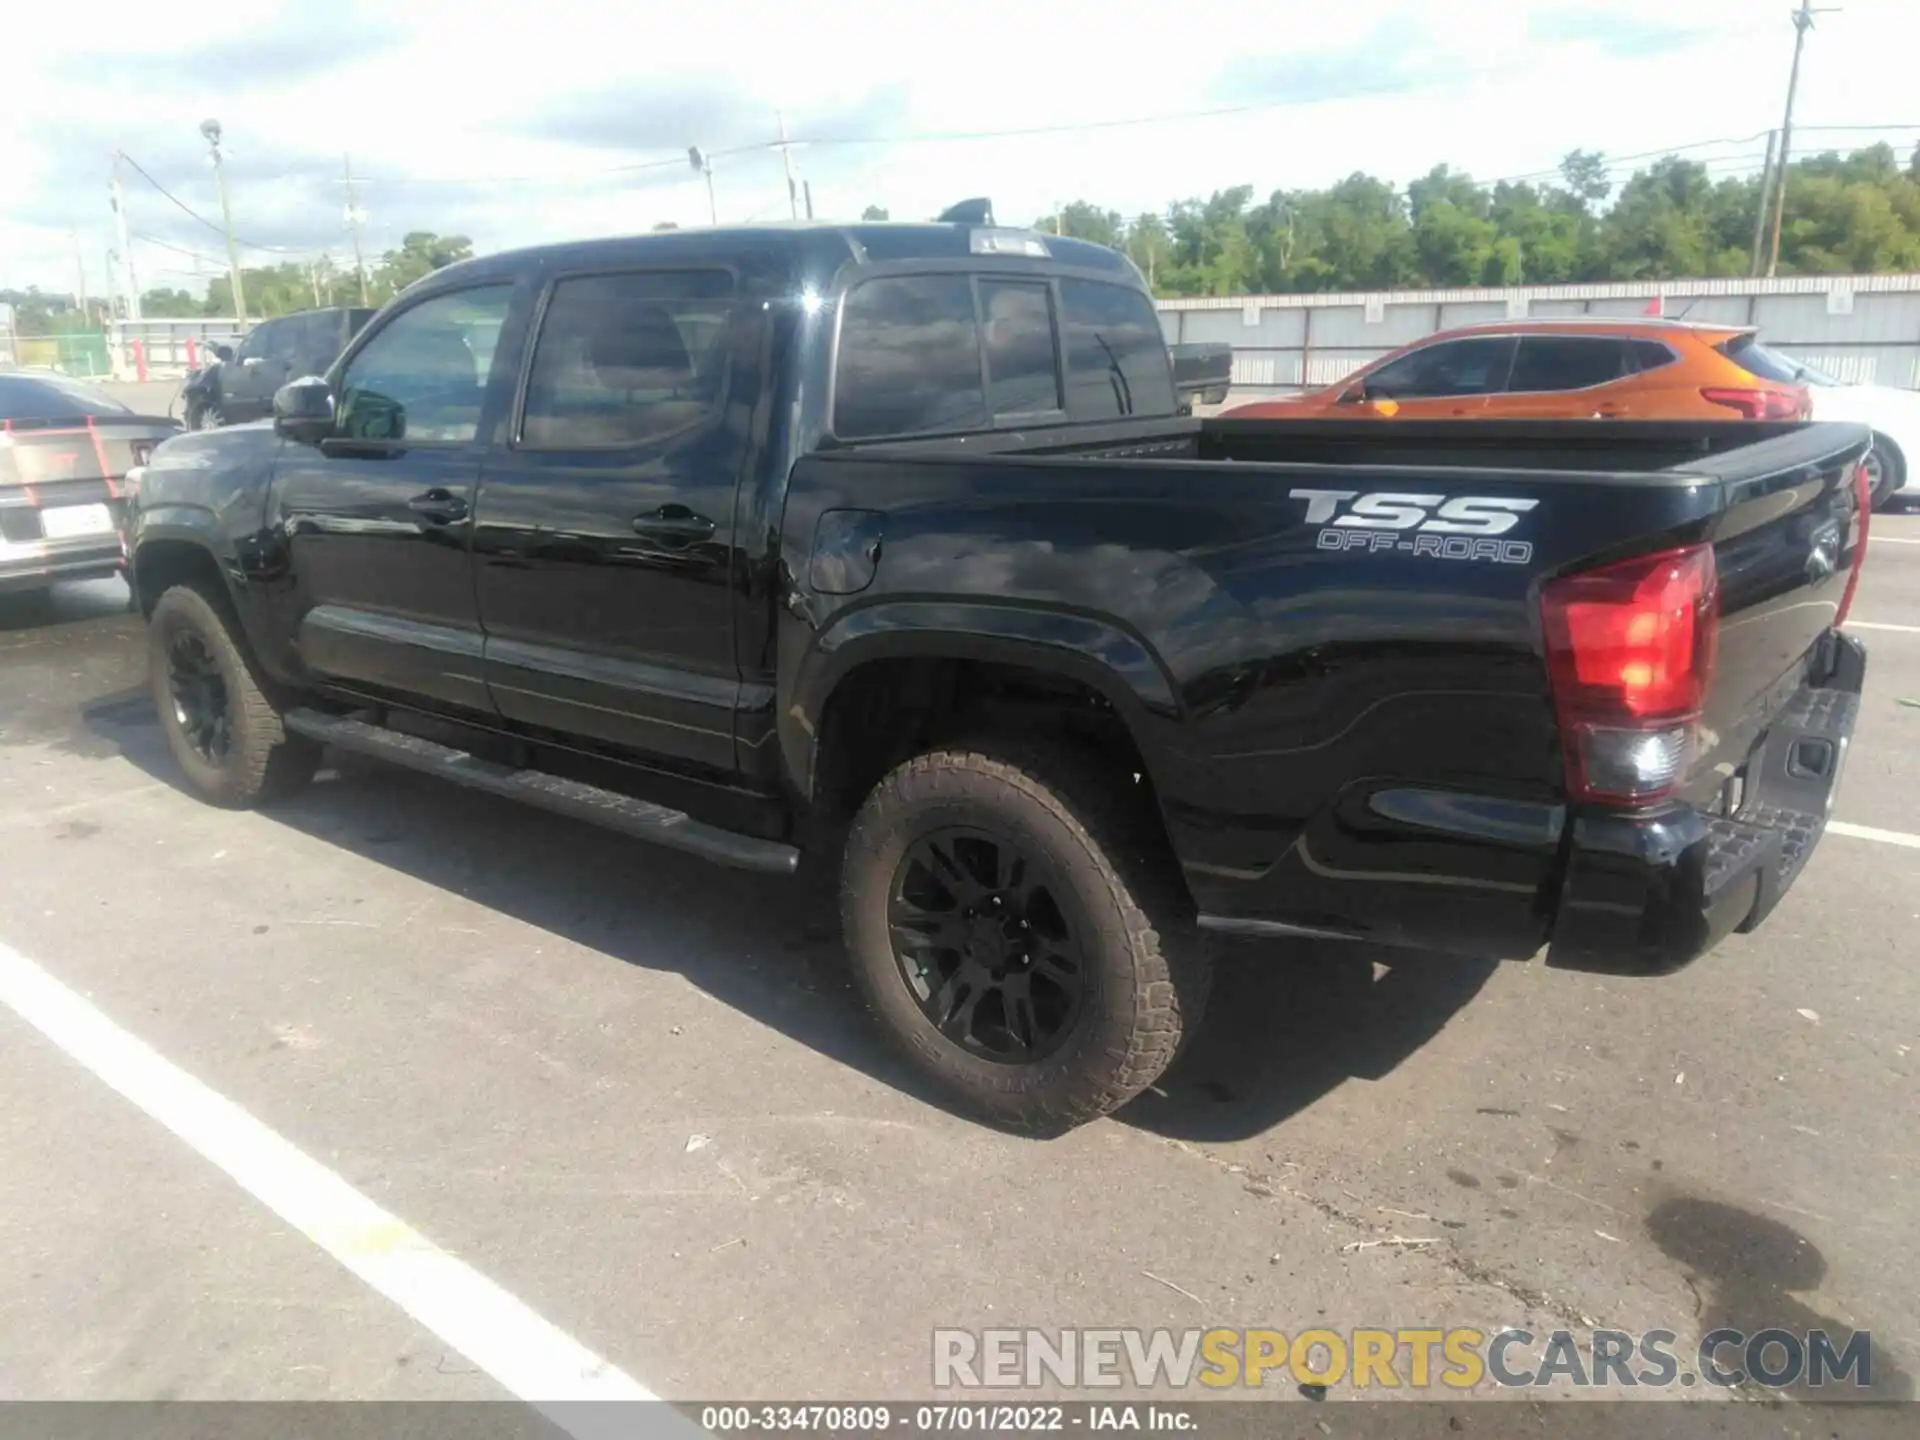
[[0, 549, 125, 593], [1547, 631, 1865, 974]]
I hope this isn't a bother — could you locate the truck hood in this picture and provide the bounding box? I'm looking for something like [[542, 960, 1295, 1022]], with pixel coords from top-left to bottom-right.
[[147, 419, 278, 474]]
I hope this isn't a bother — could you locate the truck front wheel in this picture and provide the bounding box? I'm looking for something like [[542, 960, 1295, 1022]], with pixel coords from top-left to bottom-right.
[[841, 741, 1210, 1132], [149, 582, 319, 808]]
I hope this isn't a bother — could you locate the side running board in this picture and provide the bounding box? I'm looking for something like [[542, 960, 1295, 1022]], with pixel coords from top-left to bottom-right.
[[283, 709, 799, 876]]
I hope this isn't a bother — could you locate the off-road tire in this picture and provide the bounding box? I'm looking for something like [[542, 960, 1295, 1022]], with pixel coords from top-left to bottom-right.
[[149, 581, 318, 808], [841, 739, 1211, 1132]]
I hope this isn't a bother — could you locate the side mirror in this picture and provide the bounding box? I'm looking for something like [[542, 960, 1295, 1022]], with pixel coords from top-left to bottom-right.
[[273, 377, 335, 444], [212, 343, 235, 363]]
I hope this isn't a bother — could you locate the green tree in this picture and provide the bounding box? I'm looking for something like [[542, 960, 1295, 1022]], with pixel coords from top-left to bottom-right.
[[1047, 201, 1125, 248], [369, 231, 474, 301], [860, 205, 889, 221], [1125, 213, 1171, 289], [139, 288, 202, 317], [1559, 150, 1613, 211]]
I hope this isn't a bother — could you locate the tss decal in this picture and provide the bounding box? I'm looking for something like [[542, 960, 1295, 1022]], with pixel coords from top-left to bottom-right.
[[1290, 489, 1540, 565]]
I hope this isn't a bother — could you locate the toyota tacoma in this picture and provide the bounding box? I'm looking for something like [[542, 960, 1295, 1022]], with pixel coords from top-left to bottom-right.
[[125, 213, 1872, 1129]]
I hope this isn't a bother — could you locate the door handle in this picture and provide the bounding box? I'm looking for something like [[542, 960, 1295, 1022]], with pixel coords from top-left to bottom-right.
[[407, 488, 469, 523], [631, 505, 716, 549]]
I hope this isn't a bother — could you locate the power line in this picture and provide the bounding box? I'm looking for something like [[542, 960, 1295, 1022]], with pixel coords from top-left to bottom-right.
[[116, 150, 302, 253], [1479, 122, 1919, 190]]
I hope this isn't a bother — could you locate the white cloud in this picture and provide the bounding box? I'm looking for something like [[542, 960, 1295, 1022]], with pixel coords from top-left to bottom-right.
[[4, 0, 1917, 299]]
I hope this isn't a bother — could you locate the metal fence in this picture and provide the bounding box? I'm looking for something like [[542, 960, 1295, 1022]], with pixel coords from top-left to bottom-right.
[[1157, 272, 1920, 402], [106, 318, 244, 380], [5, 331, 113, 377]]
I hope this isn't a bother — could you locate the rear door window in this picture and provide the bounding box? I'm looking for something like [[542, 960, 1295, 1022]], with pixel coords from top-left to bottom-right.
[[1059, 279, 1176, 421], [520, 270, 734, 448], [835, 275, 987, 439], [1624, 339, 1676, 374], [1365, 337, 1515, 398], [1508, 336, 1628, 393]]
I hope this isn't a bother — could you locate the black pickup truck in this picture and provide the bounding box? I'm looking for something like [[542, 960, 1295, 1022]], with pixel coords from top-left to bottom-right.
[[1170, 341, 1233, 412], [125, 215, 1873, 1130]]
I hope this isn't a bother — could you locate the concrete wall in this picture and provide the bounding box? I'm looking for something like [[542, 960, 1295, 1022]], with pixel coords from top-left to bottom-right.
[[1158, 274, 1920, 405]]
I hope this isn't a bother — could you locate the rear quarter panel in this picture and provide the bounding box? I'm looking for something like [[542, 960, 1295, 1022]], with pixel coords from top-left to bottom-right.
[[779, 447, 1736, 958]]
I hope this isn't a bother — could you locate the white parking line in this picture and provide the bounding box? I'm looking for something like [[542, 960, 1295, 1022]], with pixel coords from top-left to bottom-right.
[[1847, 622, 1920, 634], [1829, 821, 1920, 851], [0, 940, 674, 1429], [1871, 536, 1920, 545]]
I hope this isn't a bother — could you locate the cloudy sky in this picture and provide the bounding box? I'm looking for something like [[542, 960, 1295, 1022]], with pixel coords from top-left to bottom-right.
[[4, 0, 1918, 302]]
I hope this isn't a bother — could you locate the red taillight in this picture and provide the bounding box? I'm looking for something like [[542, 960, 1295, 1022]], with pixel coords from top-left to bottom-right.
[[1541, 544, 1719, 805], [1699, 387, 1806, 421], [1835, 460, 1872, 628]]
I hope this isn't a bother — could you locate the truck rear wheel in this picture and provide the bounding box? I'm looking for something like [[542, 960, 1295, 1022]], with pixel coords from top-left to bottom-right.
[[840, 740, 1210, 1132], [149, 582, 319, 808]]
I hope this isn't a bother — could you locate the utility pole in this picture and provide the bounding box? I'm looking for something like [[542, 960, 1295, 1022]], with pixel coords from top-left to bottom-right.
[[688, 147, 718, 225], [308, 261, 322, 309], [1749, 130, 1778, 276], [803, 179, 814, 220], [71, 228, 89, 323], [776, 111, 799, 220], [109, 155, 142, 321], [341, 153, 370, 305], [200, 118, 248, 328], [1767, 0, 1839, 277]]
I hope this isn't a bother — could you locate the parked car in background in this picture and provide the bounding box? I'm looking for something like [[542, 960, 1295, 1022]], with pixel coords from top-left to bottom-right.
[[1752, 349, 1918, 511], [186, 307, 376, 429], [0, 373, 180, 595], [1170, 342, 1233, 413], [1229, 319, 1812, 425]]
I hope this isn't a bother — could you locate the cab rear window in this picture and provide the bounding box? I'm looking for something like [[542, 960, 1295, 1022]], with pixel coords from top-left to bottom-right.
[[833, 273, 1170, 440]]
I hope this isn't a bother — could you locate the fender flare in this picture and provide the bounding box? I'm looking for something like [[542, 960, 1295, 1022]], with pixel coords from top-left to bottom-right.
[[130, 508, 280, 662], [783, 598, 1183, 801]]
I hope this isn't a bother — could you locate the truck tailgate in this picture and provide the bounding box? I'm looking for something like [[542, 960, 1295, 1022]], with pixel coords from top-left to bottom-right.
[[1686, 422, 1871, 810]]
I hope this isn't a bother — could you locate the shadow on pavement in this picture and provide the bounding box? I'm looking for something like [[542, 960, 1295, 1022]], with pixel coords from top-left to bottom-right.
[[76, 681, 1497, 1140], [1117, 937, 1499, 1142], [0, 577, 133, 635]]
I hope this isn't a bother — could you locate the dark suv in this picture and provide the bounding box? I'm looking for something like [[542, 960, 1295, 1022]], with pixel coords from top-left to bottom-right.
[[187, 307, 376, 429]]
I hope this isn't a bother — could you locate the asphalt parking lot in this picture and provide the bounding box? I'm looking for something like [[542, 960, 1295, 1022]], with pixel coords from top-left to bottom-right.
[[1, 505, 1916, 1422]]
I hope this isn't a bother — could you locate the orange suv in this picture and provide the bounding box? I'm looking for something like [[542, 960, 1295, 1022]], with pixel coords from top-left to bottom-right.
[[1229, 319, 1811, 423]]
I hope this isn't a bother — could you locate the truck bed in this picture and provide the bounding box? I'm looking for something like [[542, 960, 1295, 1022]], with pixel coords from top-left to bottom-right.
[[794, 417, 1872, 968]]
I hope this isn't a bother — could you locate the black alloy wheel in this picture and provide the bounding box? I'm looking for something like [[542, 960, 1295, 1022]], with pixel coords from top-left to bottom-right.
[[887, 826, 1086, 1064], [165, 628, 232, 764]]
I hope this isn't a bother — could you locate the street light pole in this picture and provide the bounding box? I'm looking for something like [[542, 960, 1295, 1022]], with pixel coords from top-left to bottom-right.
[[201, 118, 248, 328], [343, 153, 371, 305], [109, 154, 141, 321]]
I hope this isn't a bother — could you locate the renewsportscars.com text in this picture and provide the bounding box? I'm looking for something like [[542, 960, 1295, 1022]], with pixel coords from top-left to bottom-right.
[[932, 1327, 1877, 1391]]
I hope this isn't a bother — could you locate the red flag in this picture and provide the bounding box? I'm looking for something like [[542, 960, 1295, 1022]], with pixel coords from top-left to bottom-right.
[[1643, 296, 1663, 317]]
